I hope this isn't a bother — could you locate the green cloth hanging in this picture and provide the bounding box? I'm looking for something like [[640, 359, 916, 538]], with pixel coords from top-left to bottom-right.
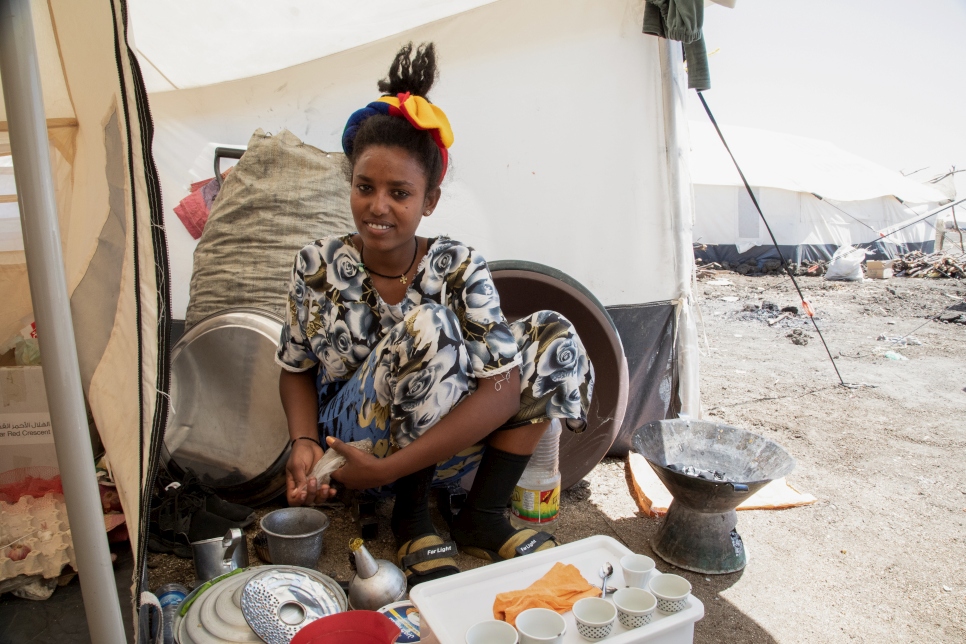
[[643, 0, 710, 91]]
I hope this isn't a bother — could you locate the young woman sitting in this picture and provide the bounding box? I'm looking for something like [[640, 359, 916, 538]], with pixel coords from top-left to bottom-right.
[[276, 42, 594, 586]]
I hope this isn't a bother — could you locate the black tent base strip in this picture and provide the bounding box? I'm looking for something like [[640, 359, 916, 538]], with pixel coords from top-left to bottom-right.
[[696, 240, 936, 267]]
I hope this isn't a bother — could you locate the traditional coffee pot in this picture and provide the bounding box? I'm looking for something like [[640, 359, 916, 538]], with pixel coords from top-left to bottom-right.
[[347, 538, 407, 610]]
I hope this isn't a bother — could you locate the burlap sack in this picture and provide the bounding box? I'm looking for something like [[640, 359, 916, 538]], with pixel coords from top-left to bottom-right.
[[185, 129, 354, 329]]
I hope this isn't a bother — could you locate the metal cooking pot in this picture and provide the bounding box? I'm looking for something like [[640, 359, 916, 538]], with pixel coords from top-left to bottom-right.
[[190, 527, 249, 586], [164, 308, 290, 505]]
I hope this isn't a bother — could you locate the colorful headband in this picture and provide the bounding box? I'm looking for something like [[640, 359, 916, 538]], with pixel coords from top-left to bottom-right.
[[342, 92, 454, 181]]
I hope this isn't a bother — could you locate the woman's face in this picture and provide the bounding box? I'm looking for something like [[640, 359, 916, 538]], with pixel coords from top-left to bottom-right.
[[350, 145, 440, 256]]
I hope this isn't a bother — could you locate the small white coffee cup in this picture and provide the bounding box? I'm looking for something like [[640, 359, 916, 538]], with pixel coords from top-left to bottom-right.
[[466, 619, 519, 644], [572, 597, 617, 641], [613, 587, 657, 629], [515, 608, 567, 644], [648, 573, 692, 614], [619, 554, 656, 588]]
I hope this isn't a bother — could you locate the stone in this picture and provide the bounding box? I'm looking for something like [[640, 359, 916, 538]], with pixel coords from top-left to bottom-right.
[[566, 479, 592, 502]]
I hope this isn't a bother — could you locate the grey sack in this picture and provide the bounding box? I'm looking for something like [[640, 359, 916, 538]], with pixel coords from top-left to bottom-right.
[[186, 129, 355, 329]]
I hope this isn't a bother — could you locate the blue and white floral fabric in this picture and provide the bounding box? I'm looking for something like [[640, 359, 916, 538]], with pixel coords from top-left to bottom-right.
[[276, 234, 594, 483]]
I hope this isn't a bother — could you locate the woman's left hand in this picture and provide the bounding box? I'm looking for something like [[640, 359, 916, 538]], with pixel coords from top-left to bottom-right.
[[327, 437, 394, 489]]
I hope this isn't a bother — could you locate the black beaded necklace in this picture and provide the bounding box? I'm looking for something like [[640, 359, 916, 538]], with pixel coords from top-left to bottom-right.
[[359, 238, 419, 284]]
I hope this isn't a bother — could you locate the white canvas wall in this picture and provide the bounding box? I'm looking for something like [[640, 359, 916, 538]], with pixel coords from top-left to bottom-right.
[[147, 0, 677, 316], [694, 185, 938, 251]]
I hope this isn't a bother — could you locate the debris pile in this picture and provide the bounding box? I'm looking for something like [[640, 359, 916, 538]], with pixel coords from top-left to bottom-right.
[[734, 300, 804, 327], [695, 257, 828, 277], [938, 301, 966, 325], [787, 329, 810, 346], [892, 251, 966, 278]]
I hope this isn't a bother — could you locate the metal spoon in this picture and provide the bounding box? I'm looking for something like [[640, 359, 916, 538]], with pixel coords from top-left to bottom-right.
[[598, 562, 613, 597]]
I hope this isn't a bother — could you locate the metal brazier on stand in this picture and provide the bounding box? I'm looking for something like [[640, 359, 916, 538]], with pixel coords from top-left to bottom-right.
[[632, 419, 796, 574]]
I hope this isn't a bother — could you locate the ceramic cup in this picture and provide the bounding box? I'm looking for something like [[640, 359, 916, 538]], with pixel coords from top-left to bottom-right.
[[571, 597, 617, 641], [619, 554, 656, 589], [515, 608, 567, 644], [648, 573, 692, 614], [466, 619, 519, 644], [613, 587, 657, 629]]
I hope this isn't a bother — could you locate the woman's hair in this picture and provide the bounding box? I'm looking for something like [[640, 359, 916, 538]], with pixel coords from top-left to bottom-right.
[[344, 43, 444, 191]]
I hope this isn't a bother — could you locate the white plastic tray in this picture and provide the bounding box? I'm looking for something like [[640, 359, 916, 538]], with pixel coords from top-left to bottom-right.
[[410, 535, 704, 644]]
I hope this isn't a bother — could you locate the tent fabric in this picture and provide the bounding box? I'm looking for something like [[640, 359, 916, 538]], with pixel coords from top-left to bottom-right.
[[693, 185, 938, 260], [607, 302, 676, 455], [690, 122, 943, 262], [1, 0, 169, 617], [689, 121, 947, 205], [150, 0, 680, 317], [129, 0, 502, 92]]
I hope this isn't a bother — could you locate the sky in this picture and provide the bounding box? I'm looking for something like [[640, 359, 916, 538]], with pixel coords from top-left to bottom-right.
[[687, 0, 966, 192]]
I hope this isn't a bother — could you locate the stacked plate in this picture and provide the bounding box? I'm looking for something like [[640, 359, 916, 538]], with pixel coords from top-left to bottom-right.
[[176, 566, 347, 644]]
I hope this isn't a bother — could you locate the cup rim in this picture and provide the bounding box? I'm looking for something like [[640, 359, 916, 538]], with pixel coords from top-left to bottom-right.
[[465, 619, 518, 644], [648, 573, 692, 600], [620, 554, 656, 573], [516, 607, 567, 640], [260, 507, 330, 539], [572, 597, 617, 626], [613, 587, 657, 614]]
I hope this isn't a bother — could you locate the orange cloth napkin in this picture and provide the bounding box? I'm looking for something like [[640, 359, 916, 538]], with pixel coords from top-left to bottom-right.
[[493, 562, 600, 626]]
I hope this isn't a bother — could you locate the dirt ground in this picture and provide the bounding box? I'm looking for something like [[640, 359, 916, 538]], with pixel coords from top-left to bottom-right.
[[148, 272, 966, 643]]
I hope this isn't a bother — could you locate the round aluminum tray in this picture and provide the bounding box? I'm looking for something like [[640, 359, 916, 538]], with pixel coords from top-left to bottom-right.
[[165, 308, 290, 505]]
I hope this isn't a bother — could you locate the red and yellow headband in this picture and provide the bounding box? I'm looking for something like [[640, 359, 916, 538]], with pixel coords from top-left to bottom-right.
[[342, 92, 454, 181]]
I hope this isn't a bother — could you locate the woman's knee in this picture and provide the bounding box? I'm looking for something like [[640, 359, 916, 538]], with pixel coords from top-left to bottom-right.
[[520, 309, 593, 389]]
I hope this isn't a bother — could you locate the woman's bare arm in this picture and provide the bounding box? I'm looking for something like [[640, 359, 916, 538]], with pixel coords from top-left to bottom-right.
[[280, 369, 334, 505]]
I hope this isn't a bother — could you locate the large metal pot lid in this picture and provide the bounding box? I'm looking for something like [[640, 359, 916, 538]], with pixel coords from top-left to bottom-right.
[[165, 308, 290, 500]]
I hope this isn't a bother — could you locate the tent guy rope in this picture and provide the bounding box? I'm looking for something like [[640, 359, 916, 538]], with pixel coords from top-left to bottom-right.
[[696, 91, 851, 387]]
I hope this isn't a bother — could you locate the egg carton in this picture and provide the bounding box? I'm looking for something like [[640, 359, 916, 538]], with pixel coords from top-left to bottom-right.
[[0, 493, 76, 582]]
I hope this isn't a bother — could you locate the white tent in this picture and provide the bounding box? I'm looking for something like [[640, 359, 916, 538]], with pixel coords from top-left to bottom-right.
[[0, 0, 699, 637], [689, 121, 948, 263]]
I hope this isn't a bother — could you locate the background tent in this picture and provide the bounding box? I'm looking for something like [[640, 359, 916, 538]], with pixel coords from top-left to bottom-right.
[[1, 0, 699, 637], [689, 121, 948, 264]]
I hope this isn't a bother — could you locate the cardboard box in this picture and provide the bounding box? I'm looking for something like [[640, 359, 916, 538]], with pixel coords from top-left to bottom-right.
[[867, 267, 893, 279], [866, 260, 893, 270], [0, 366, 58, 474]]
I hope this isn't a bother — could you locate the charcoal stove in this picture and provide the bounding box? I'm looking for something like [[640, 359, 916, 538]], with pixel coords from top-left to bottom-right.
[[632, 419, 796, 574]]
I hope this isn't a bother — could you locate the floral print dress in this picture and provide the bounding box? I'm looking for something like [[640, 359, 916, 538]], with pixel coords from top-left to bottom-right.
[[276, 234, 594, 484]]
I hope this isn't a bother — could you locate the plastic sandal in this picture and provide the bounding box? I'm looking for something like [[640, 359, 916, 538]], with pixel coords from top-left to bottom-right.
[[396, 533, 460, 585], [459, 529, 558, 562]]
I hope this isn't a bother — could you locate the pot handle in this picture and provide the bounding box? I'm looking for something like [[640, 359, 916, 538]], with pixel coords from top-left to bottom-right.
[[729, 483, 750, 493], [222, 527, 242, 563]]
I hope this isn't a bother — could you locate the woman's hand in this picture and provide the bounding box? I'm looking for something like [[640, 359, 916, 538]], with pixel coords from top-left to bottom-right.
[[327, 437, 394, 490], [285, 439, 337, 506]]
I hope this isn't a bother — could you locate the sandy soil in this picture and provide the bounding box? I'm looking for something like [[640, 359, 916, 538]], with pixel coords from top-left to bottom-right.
[[148, 273, 966, 643]]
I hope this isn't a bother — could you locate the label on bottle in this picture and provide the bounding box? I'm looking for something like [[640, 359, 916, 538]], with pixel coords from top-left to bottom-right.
[[511, 484, 560, 524]]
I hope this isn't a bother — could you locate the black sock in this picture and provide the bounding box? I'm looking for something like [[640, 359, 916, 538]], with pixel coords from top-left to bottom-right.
[[390, 464, 437, 544], [451, 446, 530, 552]]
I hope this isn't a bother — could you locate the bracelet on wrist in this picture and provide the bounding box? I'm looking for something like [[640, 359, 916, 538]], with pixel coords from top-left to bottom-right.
[[292, 436, 322, 448]]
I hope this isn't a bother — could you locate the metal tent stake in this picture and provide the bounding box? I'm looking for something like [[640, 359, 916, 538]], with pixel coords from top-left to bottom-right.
[[0, 1, 126, 642]]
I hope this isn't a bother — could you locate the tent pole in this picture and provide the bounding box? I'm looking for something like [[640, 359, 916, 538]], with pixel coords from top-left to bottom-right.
[[0, 1, 126, 643], [659, 39, 701, 417]]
